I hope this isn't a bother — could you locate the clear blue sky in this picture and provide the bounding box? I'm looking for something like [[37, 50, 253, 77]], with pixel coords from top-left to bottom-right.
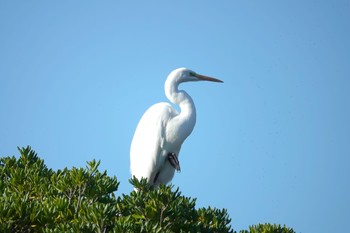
[[1, 1, 349, 232]]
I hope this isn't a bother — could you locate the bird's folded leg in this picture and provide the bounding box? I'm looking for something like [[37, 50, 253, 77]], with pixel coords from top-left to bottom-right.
[[168, 153, 181, 172]]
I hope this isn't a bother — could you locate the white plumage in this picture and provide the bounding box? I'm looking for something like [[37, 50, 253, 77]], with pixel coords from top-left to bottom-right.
[[130, 68, 223, 186]]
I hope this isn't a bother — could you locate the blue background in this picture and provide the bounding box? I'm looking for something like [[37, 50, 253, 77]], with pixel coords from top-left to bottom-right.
[[1, 1, 349, 232]]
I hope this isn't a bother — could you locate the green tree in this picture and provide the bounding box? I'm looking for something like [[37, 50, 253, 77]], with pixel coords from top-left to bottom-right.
[[0, 146, 295, 233]]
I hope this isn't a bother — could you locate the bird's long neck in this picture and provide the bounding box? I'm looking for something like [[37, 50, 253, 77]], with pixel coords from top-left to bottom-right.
[[165, 78, 196, 139]]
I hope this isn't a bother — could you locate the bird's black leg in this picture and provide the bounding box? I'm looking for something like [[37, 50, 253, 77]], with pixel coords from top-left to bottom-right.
[[168, 153, 181, 172], [153, 171, 160, 185]]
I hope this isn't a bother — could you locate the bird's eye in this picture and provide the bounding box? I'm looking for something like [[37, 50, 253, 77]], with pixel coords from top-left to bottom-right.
[[189, 71, 197, 77]]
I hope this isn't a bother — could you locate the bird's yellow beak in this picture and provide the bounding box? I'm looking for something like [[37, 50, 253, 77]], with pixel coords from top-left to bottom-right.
[[195, 73, 223, 83]]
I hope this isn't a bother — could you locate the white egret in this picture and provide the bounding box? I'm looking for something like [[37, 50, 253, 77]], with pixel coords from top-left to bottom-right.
[[130, 68, 223, 186]]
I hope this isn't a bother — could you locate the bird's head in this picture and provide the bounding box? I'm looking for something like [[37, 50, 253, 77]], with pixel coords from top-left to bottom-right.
[[170, 67, 223, 84], [165, 68, 223, 103]]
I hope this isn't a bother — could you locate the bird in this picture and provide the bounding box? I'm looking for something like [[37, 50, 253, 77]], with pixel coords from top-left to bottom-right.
[[130, 67, 223, 187]]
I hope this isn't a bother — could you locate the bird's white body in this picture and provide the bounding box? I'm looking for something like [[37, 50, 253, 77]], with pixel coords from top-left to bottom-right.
[[130, 68, 222, 186], [130, 101, 195, 185]]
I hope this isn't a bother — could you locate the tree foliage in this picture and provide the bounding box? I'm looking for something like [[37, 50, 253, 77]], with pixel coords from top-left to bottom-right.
[[0, 146, 295, 233]]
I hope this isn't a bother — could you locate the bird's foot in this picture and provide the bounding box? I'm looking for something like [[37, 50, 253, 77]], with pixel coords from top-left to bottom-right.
[[168, 153, 181, 172]]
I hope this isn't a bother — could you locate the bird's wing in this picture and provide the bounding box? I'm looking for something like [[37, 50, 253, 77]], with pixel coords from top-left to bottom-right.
[[130, 102, 177, 183]]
